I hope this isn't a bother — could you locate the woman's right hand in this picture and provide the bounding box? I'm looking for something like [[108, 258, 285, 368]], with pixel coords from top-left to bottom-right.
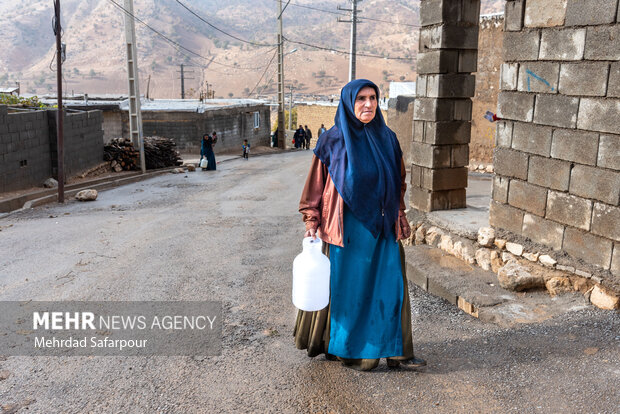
[[304, 228, 317, 239]]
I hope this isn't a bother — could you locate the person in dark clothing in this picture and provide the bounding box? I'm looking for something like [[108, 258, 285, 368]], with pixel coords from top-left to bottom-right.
[[201, 132, 217, 170], [293, 125, 306, 149], [317, 123, 327, 138], [242, 139, 250, 159], [304, 125, 312, 150]]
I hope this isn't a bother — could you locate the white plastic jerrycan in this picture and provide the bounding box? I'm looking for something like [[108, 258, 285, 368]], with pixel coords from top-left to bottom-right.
[[292, 237, 330, 311]]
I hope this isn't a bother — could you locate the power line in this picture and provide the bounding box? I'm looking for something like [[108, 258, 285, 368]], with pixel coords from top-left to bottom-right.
[[106, 0, 271, 71], [174, 0, 277, 47], [282, 36, 413, 61], [246, 49, 279, 97]]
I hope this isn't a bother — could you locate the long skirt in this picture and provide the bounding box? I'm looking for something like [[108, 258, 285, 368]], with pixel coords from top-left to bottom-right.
[[293, 209, 414, 361], [204, 148, 216, 170]]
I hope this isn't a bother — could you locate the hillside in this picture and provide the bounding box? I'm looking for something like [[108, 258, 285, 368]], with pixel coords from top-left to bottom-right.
[[0, 0, 503, 99]]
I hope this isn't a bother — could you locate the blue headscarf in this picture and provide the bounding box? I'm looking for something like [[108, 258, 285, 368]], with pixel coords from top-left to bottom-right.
[[314, 79, 402, 238]]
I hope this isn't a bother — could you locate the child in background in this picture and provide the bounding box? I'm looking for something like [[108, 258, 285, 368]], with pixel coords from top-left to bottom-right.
[[242, 139, 250, 160]]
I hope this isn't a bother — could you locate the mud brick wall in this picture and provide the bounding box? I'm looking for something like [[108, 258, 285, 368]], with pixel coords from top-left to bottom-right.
[[48, 110, 104, 180], [491, 0, 620, 283], [295, 103, 338, 148], [0, 106, 51, 193], [131, 105, 271, 154]]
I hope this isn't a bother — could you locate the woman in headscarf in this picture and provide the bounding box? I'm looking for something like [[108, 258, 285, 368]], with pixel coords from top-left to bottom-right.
[[201, 132, 217, 171], [294, 79, 425, 371]]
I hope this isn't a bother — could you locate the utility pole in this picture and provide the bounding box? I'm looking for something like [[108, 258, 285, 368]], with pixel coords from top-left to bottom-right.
[[122, 0, 146, 173], [146, 74, 151, 99], [53, 0, 65, 203], [276, 0, 285, 148], [288, 85, 294, 130], [177, 64, 195, 99], [338, 0, 362, 82]]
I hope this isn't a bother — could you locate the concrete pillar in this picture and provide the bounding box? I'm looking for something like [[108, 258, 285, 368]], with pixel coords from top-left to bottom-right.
[[410, 0, 480, 212]]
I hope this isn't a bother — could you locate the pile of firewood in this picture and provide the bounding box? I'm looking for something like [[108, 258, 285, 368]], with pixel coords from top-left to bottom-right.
[[104, 137, 182, 171]]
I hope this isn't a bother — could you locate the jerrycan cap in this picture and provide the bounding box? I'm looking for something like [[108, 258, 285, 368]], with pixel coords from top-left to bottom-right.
[[302, 236, 322, 250]]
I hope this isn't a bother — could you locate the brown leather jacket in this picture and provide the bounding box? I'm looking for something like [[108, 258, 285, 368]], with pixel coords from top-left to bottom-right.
[[299, 155, 411, 247]]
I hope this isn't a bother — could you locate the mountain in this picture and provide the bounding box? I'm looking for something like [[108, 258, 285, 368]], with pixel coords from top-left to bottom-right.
[[0, 0, 504, 99]]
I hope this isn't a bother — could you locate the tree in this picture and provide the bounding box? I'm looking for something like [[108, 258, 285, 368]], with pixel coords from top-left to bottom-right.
[[89, 69, 96, 77], [228, 92, 233, 98]]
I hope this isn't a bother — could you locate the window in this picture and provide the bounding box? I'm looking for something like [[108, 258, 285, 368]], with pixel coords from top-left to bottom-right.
[[253, 111, 260, 129]]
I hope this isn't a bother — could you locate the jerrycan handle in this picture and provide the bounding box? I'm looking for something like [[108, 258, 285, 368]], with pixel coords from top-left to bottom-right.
[[302, 236, 322, 251]]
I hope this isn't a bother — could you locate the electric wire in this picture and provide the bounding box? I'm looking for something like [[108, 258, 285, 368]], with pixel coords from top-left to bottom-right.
[[174, 0, 277, 47], [282, 36, 413, 60], [246, 48, 279, 97]]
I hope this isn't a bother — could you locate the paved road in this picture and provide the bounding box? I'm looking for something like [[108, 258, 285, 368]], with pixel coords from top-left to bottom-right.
[[0, 151, 618, 413]]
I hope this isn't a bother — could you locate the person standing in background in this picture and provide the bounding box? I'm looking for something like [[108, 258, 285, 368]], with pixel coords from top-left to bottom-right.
[[304, 125, 312, 150]]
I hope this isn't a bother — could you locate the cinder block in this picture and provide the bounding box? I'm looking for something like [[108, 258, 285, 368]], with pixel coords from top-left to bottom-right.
[[419, 25, 479, 52], [417, 50, 458, 74], [496, 120, 513, 148], [492, 175, 509, 203], [411, 142, 451, 168], [592, 202, 620, 242], [528, 156, 571, 191], [419, 0, 481, 26], [524, 0, 567, 27], [411, 186, 466, 212], [522, 213, 565, 250], [503, 30, 541, 61], [565, 0, 617, 25], [500, 63, 519, 91], [424, 121, 471, 145], [0, 105, 7, 117], [585, 26, 620, 61], [597, 134, 620, 171], [494, 148, 529, 180], [570, 164, 620, 206], [508, 179, 547, 216], [497, 92, 534, 122], [414, 98, 472, 122], [559, 62, 610, 97], [551, 129, 599, 166], [517, 62, 559, 94], [490, 201, 524, 235], [416, 75, 428, 97], [612, 243, 620, 277], [504, 0, 524, 31], [458, 50, 478, 73], [577, 98, 620, 134], [452, 144, 469, 167], [546, 190, 592, 230], [563, 227, 613, 270], [426, 74, 476, 98], [608, 63, 620, 98], [539, 28, 586, 61], [511, 122, 553, 156], [533, 94, 579, 128], [413, 121, 424, 142], [416, 166, 468, 191]]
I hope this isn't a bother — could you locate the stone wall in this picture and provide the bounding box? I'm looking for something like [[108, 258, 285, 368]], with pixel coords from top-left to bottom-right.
[[471, 14, 504, 164], [126, 105, 271, 154], [0, 106, 51, 193], [0, 106, 104, 193], [491, 0, 620, 285]]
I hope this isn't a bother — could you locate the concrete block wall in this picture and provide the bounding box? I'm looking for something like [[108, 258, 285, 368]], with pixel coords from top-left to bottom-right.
[[0, 106, 52, 193], [48, 110, 105, 180], [492, 0, 620, 282], [135, 105, 271, 154], [412, 0, 481, 212]]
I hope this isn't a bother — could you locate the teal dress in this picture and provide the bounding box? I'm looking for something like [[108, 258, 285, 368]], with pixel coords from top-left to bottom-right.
[[327, 204, 404, 359]]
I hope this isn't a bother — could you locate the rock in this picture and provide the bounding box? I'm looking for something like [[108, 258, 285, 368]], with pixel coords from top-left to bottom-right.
[[491, 255, 504, 274], [573, 278, 590, 293], [477, 227, 495, 247], [75, 189, 98, 201], [502, 252, 515, 263], [589, 285, 620, 310], [425, 227, 443, 247], [497, 261, 545, 291], [454, 239, 476, 264], [186, 164, 196, 172], [539, 254, 557, 267], [478, 164, 485, 170], [475, 248, 493, 271], [485, 165, 494, 173], [0, 370, 10, 381], [171, 167, 185, 174], [110, 160, 118, 168], [414, 226, 427, 246], [494, 238, 507, 250], [523, 252, 540, 262], [505, 242, 524, 256], [439, 235, 454, 255], [557, 264, 575, 273], [43, 178, 58, 188], [575, 269, 591, 278], [114, 164, 123, 172], [545, 277, 573, 297]]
